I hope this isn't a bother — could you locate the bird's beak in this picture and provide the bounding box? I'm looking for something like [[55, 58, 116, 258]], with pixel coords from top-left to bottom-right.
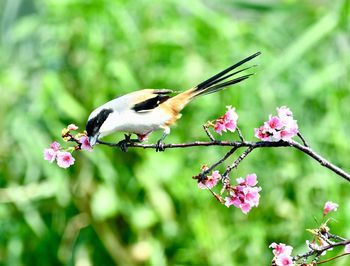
[[88, 135, 99, 147]]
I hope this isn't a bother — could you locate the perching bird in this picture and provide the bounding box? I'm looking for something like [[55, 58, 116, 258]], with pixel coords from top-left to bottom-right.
[[86, 52, 260, 151]]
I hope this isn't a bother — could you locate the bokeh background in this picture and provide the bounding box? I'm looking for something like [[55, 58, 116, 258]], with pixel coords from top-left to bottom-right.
[[1, 0, 349, 265]]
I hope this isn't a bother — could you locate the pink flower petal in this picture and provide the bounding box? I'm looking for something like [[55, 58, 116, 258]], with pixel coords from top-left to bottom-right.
[[211, 170, 220, 179], [269, 242, 278, 249], [245, 190, 260, 205], [79, 136, 93, 152], [198, 181, 207, 189], [67, 124, 79, 130], [224, 120, 237, 132], [214, 106, 239, 135], [270, 243, 293, 257], [323, 201, 338, 216], [197, 171, 221, 189], [267, 115, 283, 130], [240, 202, 252, 214], [232, 197, 242, 208], [224, 106, 238, 121], [255, 126, 271, 141], [56, 151, 75, 168], [50, 141, 61, 152], [344, 244, 350, 253], [245, 173, 257, 186], [214, 120, 226, 135], [275, 254, 293, 266], [277, 106, 293, 118], [44, 148, 57, 163], [224, 196, 235, 207]]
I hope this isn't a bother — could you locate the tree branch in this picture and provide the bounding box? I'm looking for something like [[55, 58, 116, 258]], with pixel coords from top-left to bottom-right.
[[97, 138, 350, 182], [293, 238, 350, 264]]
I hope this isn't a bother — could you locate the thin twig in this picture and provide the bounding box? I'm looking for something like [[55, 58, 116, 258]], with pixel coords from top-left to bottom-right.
[[298, 132, 309, 147], [236, 127, 245, 142], [199, 147, 240, 178], [206, 186, 224, 203], [316, 253, 350, 264], [203, 125, 215, 141], [223, 146, 255, 178], [329, 233, 347, 241]]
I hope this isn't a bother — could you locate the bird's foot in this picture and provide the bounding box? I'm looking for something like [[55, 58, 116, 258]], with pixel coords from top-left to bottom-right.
[[117, 139, 129, 152], [155, 139, 165, 152], [117, 134, 140, 152]]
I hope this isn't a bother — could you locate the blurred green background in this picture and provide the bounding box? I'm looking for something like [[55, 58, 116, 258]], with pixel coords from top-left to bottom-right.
[[0, 0, 349, 265]]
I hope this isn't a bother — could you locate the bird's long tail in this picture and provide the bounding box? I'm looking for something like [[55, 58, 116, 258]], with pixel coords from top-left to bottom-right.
[[168, 52, 261, 112], [191, 51, 261, 97]]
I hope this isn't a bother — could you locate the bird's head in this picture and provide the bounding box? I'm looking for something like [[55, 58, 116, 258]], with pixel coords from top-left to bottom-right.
[[86, 108, 113, 146]]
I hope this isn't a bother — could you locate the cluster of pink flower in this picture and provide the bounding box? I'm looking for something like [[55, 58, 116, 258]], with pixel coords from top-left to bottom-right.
[[198, 170, 220, 189], [224, 173, 262, 214], [270, 201, 350, 265], [213, 106, 238, 135], [269, 243, 294, 266], [44, 141, 75, 168], [43, 124, 92, 168], [255, 106, 298, 141]]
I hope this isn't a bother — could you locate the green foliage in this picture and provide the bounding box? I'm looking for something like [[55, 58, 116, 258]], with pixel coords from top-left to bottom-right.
[[0, 0, 349, 265]]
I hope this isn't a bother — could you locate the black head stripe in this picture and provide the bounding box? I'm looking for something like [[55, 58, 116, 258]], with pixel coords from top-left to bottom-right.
[[86, 108, 113, 137], [132, 95, 170, 112]]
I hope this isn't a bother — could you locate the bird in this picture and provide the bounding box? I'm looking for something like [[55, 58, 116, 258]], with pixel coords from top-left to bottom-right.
[[86, 52, 261, 151]]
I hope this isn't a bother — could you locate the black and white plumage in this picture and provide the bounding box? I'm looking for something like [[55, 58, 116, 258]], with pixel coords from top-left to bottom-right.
[[86, 52, 261, 150]]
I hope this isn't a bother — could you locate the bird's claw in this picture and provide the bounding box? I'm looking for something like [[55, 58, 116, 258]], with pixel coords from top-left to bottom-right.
[[117, 134, 132, 152], [155, 140, 165, 152], [117, 139, 129, 152]]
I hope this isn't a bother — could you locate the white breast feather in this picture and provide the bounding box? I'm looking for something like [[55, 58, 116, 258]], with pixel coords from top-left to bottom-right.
[[98, 108, 171, 138]]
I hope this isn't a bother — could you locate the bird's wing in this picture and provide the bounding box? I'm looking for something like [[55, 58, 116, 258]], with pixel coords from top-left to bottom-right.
[[131, 89, 173, 113]]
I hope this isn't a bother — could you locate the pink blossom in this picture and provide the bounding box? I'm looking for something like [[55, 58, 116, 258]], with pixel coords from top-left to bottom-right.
[[225, 173, 261, 214], [280, 129, 296, 141], [240, 202, 252, 214], [44, 141, 61, 163], [214, 121, 226, 135], [224, 106, 238, 121], [50, 141, 61, 151], [323, 201, 338, 216], [270, 242, 294, 266], [198, 170, 221, 189], [277, 106, 293, 118], [214, 106, 238, 135], [269, 243, 293, 257], [79, 136, 93, 151], [267, 115, 283, 130], [67, 124, 79, 130], [245, 173, 257, 186], [345, 244, 350, 253], [224, 120, 237, 132], [56, 151, 75, 168], [254, 126, 271, 141], [224, 196, 240, 208], [244, 186, 261, 205], [255, 106, 298, 142], [275, 254, 294, 266], [44, 148, 57, 163]]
